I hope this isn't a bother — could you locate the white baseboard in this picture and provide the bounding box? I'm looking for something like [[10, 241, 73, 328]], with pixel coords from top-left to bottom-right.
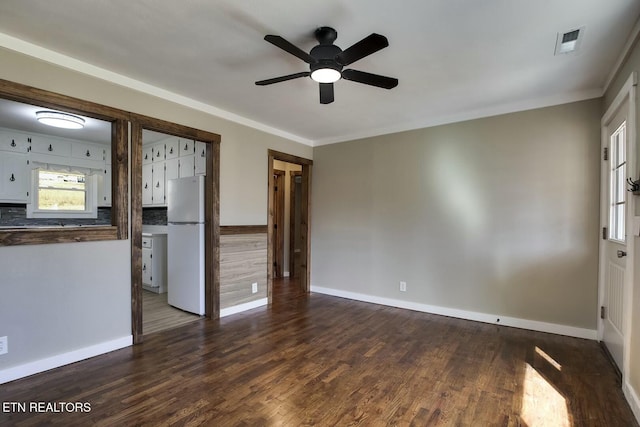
[[624, 381, 640, 424], [220, 298, 268, 318], [0, 335, 132, 384], [311, 286, 597, 340]]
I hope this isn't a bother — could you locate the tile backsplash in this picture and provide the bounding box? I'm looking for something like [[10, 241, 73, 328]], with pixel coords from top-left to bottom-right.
[[0, 204, 111, 227], [0, 205, 168, 227], [143, 207, 167, 225]]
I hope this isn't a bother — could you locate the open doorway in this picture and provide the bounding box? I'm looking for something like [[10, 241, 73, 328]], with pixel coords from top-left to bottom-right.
[[131, 117, 220, 344], [267, 150, 312, 301]]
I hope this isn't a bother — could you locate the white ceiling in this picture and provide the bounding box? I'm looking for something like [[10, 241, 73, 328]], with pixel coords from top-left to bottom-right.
[[0, 0, 639, 146]]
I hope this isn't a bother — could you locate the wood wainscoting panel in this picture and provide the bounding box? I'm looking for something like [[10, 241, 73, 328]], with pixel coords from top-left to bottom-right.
[[220, 232, 267, 309]]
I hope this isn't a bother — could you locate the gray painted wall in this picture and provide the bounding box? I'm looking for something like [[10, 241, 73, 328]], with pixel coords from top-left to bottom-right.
[[0, 240, 131, 368], [312, 99, 602, 329]]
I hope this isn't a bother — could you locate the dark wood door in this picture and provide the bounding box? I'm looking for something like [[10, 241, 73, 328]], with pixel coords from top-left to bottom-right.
[[272, 169, 285, 278], [289, 171, 302, 278]]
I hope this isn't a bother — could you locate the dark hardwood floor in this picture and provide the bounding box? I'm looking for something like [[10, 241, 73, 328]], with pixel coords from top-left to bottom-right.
[[1, 278, 637, 426]]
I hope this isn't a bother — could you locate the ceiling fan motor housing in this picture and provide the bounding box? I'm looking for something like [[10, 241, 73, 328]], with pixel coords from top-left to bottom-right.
[[310, 44, 344, 75]]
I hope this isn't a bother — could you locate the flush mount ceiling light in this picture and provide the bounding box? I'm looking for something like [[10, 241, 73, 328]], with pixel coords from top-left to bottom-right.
[[310, 63, 342, 83], [36, 111, 85, 129]]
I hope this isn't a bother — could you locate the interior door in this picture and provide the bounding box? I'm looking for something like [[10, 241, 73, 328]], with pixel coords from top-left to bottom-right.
[[602, 102, 629, 371], [272, 169, 285, 278], [289, 171, 303, 279]]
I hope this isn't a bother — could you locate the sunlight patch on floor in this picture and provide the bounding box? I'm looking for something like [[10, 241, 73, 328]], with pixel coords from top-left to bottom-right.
[[535, 346, 562, 371], [521, 363, 569, 427]]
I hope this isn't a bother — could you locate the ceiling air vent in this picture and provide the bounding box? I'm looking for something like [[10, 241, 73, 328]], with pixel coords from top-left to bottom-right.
[[555, 27, 584, 55]]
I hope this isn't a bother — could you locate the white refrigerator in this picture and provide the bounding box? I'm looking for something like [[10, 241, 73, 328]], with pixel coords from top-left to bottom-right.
[[167, 176, 205, 315]]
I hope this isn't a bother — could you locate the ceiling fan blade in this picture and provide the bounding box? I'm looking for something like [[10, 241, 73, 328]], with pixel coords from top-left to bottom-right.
[[264, 35, 316, 64], [342, 69, 398, 89], [335, 33, 389, 66], [319, 83, 334, 104], [255, 72, 310, 86]]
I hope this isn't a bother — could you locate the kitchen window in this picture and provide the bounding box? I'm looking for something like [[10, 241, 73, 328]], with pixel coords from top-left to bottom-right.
[[27, 167, 98, 218]]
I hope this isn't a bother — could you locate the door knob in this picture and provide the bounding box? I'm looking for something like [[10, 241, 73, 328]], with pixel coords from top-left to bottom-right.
[[617, 250, 627, 258]]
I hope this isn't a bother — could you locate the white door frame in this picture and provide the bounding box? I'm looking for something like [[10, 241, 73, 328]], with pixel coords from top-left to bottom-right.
[[598, 72, 637, 386]]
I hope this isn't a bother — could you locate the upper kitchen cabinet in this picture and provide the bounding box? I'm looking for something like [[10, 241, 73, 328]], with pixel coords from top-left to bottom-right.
[[0, 131, 30, 153], [141, 133, 206, 207], [0, 151, 29, 202], [195, 141, 206, 175], [0, 129, 30, 203]]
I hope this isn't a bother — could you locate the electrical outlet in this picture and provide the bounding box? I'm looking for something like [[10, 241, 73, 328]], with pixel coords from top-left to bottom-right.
[[400, 281, 407, 292], [252, 282, 258, 294], [0, 336, 7, 355]]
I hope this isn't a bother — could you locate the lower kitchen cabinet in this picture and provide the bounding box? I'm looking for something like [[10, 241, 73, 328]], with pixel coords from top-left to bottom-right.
[[142, 233, 167, 294]]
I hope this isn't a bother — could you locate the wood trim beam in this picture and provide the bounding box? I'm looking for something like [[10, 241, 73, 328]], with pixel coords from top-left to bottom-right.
[[0, 79, 129, 121], [130, 122, 143, 344], [112, 119, 129, 239], [130, 113, 221, 143], [207, 139, 221, 319], [221, 226, 268, 235], [268, 150, 313, 166], [0, 226, 118, 246]]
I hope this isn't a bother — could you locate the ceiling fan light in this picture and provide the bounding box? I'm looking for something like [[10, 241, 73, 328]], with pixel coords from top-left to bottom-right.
[[311, 68, 341, 83], [36, 110, 85, 129]]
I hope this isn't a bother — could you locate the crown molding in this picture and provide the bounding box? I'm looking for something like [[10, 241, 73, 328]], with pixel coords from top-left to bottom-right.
[[0, 32, 313, 146]]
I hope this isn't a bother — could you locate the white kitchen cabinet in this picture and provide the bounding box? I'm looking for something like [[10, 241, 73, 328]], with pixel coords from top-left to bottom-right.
[[104, 145, 112, 165], [0, 151, 29, 202], [152, 162, 165, 205], [143, 161, 167, 207], [142, 145, 153, 165], [97, 166, 112, 207], [142, 163, 153, 205], [165, 157, 179, 182], [165, 138, 179, 160], [30, 137, 71, 157], [195, 141, 206, 175], [0, 132, 30, 153], [178, 155, 195, 178], [153, 143, 165, 163], [71, 142, 104, 162], [99, 146, 112, 207], [178, 139, 194, 157], [142, 233, 167, 294]]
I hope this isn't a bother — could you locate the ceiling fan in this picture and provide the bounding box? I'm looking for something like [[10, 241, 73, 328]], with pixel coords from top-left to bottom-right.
[[255, 26, 398, 104]]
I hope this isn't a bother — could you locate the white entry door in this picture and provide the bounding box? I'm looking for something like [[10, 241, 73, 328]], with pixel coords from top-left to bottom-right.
[[601, 100, 629, 371]]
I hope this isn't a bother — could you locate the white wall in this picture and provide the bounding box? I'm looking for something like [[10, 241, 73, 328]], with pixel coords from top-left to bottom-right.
[[312, 99, 602, 332], [0, 47, 312, 378]]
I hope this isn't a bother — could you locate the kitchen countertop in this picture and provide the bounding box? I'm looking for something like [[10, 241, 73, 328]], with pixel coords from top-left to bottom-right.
[[142, 225, 168, 234]]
